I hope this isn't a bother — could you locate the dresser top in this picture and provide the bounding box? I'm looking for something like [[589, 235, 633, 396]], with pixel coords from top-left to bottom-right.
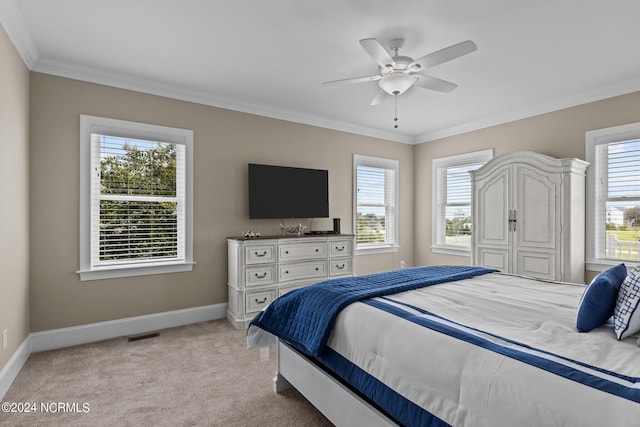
[[228, 233, 354, 241]]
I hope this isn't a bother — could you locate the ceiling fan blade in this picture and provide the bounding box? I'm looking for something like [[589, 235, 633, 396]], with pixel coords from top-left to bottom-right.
[[322, 75, 382, 86], [415, 75, 458, 93], [409, 40, 477, 70], [359, 38, 394, 68], [370, 89, 389, 106]]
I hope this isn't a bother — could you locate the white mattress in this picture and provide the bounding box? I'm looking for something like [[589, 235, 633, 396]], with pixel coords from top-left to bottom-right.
[[326, 273, 640, 426]]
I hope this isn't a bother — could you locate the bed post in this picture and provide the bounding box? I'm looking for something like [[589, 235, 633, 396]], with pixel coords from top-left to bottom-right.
[[274, 341, 292, 393], [273, 372, 292, 393]]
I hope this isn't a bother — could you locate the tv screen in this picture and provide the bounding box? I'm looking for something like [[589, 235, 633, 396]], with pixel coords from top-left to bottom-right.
[[248, 163, 329, 219]]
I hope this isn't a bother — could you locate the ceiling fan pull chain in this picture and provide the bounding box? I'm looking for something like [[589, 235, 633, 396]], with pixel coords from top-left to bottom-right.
[[394, 95, 399, 129]]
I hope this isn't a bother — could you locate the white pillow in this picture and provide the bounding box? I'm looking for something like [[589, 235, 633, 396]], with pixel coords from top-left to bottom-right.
[[614, 266, 640, 340]]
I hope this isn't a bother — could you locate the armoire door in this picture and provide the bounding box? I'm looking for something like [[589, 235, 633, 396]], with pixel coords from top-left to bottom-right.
[[474, 165, 511, 271], [512, 164, 561, 280]]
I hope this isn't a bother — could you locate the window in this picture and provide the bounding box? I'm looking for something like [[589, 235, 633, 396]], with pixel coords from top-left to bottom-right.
[[79, 115, 193, 280], [353, 155, 398, 253], [587, 122, 640, 271], [432, 149, 493, 255]]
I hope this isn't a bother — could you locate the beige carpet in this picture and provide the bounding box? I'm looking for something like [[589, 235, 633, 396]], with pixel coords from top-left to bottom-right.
[[0, 320, 333, 426]]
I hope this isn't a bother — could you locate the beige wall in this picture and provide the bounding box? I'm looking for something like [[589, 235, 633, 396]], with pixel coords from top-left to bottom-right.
[[0, 26, 30, 369], [414, 91, 640, 281], [28, 73, 414, 332]]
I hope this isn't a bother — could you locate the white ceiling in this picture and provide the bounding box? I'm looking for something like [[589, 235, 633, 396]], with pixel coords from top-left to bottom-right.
[[3, 0, 640, 144]]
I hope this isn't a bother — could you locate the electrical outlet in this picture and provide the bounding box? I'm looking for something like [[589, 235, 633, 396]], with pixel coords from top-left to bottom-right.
[[2, 329, 7, 350], [400, 260, 406, 268]]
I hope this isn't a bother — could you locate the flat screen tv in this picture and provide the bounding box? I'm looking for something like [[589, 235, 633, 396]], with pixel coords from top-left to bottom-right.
[[248, 163, 329, 219]]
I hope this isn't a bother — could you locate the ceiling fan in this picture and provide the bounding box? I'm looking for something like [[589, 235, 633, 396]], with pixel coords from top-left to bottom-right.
[[323, 38, 477, 107]]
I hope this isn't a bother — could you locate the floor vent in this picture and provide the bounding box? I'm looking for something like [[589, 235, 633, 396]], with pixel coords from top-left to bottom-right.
[[127, 332, 160, 342]]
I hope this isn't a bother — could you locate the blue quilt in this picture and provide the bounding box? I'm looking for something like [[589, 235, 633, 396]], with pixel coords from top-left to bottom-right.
[[250, 265, 497, 357]]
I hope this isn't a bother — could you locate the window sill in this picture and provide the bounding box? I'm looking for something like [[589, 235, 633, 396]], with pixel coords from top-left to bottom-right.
[[355, 245, 399, 255], [586, 259, 637, 273], [431, 246, 471, 257], [78, 261, 194, 281]]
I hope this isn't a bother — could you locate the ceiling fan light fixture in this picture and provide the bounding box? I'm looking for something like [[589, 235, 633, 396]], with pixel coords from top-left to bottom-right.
[[378, 71, 418, 95]]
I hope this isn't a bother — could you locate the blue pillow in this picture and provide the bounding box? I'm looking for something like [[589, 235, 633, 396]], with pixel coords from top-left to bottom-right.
[[576, 263, 627, 332]]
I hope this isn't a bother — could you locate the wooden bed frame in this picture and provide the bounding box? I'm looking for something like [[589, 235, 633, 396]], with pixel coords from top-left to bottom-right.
[[274, 340, 398, 426]]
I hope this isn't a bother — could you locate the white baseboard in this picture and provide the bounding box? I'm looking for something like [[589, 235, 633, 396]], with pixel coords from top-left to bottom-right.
[[29, 303, 228, 352], [0, 337, 31, 400], [0, 303, 227, 399]]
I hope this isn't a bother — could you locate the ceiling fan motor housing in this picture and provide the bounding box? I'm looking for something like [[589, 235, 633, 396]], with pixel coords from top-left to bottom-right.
[[379, 71, 418, 95]]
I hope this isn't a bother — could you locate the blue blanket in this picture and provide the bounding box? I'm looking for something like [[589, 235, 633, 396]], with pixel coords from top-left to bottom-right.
[[250, 265, 497, 356]]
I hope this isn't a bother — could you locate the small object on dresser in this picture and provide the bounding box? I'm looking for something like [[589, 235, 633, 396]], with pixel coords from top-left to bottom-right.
[[242, 230, 261, 239], [280, 223, 307, 236]]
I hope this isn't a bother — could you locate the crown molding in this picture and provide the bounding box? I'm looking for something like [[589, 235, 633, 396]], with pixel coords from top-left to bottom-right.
[[35, 52, 640, 147], [0, 0, 38, 67], [31, 55, 415, 145], [417, 76, 640, 143]]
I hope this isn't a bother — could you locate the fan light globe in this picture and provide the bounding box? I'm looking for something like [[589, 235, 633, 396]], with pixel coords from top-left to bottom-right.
[[378, 71, 418, 95]]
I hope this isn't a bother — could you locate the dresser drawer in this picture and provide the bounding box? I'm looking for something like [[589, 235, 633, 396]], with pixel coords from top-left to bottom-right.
[[278, 279, 320, 297], [330, 258, 353, 276], [279, 242, 326, 261], [279, 260, 327, 282], [329, 239, 353, 257], [245, 264, 276, 287], [244, 244, 277, 264], [245, 289, 276, 314]]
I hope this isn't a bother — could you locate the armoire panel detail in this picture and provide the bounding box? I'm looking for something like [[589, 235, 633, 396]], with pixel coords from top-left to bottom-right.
[[478, 172, 509, 245], [517, 250, 556, 280], [478, 248, 510, 270], [517, 167, 558, 249]]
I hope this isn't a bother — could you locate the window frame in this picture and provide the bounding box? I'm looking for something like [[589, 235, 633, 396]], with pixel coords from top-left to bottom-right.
[[586, 121, 640, 272], [353, 154, 399, 254], [79, 115, 194, 281], [431, 149, 493, 256]]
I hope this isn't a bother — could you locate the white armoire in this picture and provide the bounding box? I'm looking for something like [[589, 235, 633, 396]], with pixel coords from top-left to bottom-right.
[[470, 151, 588, 283]]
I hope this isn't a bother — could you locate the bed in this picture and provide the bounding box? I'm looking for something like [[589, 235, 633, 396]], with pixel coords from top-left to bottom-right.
[[247, 265, 640, 426]]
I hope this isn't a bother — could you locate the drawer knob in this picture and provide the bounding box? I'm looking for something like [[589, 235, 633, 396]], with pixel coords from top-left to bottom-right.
[[254, 272, 267, 279], [255, 297, 268, 304], [315, 249, 319, 252], [335, 246, 345, 251], [285, 250, 289, 254], [255, 251, 267, 257], [336, 264, 345, 269], [315, 267, 319, 271], [285, 270, 289, 274]]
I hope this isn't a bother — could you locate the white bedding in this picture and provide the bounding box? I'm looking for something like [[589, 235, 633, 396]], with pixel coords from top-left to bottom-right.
[[326, 273, 640, 426]]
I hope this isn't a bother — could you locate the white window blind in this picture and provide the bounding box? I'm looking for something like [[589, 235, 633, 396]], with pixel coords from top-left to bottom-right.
[[91, 135, 185, 266], [432, 149, 492, 255], [592, 137, 640, 263], [79, 115, 193, 281], [354, 155, 398, 251]]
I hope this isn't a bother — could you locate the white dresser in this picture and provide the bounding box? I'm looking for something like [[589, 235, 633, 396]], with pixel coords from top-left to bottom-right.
[[227, 234, 355, 328], [470, 151, 588, 283]]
